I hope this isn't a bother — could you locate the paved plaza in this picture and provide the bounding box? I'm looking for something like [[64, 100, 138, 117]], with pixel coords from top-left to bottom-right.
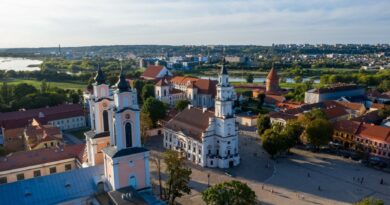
[[145, 134, 390, 205]]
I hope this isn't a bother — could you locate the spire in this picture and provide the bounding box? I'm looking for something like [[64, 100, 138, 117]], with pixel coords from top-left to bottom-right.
[[116, 66, 130, 92], [220, 57, 228, 75], [94, 66, 106, 85]]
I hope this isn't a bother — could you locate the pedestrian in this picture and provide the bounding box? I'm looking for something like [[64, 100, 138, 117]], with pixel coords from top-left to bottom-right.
[[380, 178, 384, 185], [318, 186, 321, 191], [307, 172, 310, 177], [262, 185, 264, 190]]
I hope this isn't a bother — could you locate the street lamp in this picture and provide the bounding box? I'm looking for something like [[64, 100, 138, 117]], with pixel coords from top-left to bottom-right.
[[207, 173, 210, 187]]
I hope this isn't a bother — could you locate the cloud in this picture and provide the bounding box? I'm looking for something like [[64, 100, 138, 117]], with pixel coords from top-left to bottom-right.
[[0, 0, 389, 47]]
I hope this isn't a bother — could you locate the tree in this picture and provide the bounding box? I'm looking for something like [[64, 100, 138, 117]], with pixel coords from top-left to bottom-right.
[[354, 197, 384, 205], [141, 97, 166, 127], [257, 93, 265, 109], [378, 106, 390, 119], [141, 84, 155, 102], [246, 74, 254, 83], [257, 114, 271, 135], [163, 150, 192, 205], [282, 120, 304, 151], [261, 128, 285, 158], [13, 83, 37, 99], [294, 76, 303, 83], [140, 112, 154, 144], [202, 180, 256, 205], [0, 82, 12, 103], [305, 119, 333, 149], [299, 108, 327, 126], [40, 80, 49, 93], [133, 79, 145, 103], [175, 100, 190, 111], [377, 79, 390, 92]]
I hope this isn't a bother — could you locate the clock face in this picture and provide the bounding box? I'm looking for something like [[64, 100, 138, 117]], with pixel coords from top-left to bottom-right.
[[102, 102, 107, 108]]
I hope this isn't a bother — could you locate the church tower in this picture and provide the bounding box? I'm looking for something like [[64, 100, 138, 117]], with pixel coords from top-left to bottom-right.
[[103, 70, 150, 191]]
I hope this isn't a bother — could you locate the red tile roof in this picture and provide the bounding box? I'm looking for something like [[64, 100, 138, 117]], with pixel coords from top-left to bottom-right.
[[165, 107, 214, 141], [193, 79, 217, 96], [141, 65, 165, 79], [0, 144, 85, 171], [170, 76, 198, 85], [0, 104, 84, 130], [333, 120, 362, 134], [357, 124, 390, 143], [267, 67, 278, 80]]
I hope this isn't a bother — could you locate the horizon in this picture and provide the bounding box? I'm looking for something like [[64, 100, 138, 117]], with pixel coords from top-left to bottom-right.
[[1, 0, 390, 48]]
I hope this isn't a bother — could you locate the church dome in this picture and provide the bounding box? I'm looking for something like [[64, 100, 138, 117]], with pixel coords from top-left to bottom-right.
[[94, 67, 106, 85], [116, 70, 130, 92]]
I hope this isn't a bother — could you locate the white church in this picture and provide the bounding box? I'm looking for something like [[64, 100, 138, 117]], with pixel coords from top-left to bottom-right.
[[163, 60, 240, 169]]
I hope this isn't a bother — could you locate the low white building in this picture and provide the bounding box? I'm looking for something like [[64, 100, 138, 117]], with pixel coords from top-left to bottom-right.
[[163, 63, 240, 168]]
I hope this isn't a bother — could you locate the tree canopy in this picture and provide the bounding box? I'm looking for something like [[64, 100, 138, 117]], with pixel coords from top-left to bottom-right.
[[257, 114, 271, 135], [354, 197, 384, 205], [141, 97, 166, 127], [175, 100, 190, 111], [202, 180, 257, 205], [304, 118, 333, 149]]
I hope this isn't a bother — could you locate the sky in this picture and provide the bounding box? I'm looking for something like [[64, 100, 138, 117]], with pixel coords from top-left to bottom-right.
[[0, 0, 389, 48]]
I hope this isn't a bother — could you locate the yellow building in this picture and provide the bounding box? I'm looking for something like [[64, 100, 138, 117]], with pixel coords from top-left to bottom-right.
[[24, 119, 64, 150]]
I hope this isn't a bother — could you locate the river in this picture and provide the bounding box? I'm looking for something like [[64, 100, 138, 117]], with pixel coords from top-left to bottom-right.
[[0, 57, 42, 71]]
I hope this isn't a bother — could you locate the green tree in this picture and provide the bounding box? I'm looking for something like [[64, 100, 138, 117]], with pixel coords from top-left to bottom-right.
[[175, 100, 190, 111], [141, 84, 155, 102], [202, 180, 257, 205], [163, 150, 192, 205], [13, 83, 38, 99], [282, 120, 304, 151], [294, 76, 303, 83], [261, 128, 284, 158], [141, 97, 166, 127], [0, 82, 12, 103], [246, 74, 254, 83], [40, 80, 49, 93], [257, 93, 265, 109], [377, 79, 390, 92], [378, 106, 390, 119], [257, 114, 271, 135], [305, 119, 333, 149], [354, 197, 384, 205]]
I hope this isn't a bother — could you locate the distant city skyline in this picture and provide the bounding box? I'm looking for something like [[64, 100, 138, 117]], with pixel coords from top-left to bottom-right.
[[1, 0, 390, 48]]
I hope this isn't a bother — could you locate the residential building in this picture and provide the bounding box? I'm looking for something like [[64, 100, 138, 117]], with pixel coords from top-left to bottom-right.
[[304, 84, 365, 104], [24, 119, 63, 150], [163, 62, 240, 168], [269, 112, 297, 126]]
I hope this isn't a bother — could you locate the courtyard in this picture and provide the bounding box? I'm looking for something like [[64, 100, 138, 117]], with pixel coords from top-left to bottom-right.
[[145, 133, 390, 205]]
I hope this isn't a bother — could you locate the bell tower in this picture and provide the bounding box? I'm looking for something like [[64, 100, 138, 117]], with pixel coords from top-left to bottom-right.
[[90, 67, 111, 133], [215, 58, 234, 118], [103, 69, 150, 191]]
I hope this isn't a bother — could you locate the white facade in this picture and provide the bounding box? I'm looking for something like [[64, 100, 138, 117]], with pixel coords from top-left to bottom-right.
[[163, 63, 240, 169]]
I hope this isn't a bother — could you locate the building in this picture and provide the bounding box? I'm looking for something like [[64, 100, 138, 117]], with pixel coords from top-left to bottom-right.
[[266, 67, 280, 93], [163, 61, 240, 168], [155, 76, 218, 108], [269, 112, 297, 126], [236, 113, 258, 126], [0, 104, 85, 152], [0, 69, 160, 205], [304, 84, 365, 104], [333, 120, 390, 160], [0, 144, 85, 184], [140, 65, 172, 80], [24, 119, 63, 150]]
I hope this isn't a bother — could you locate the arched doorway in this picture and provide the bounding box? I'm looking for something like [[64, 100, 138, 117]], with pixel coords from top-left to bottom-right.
[[102, 110, 109, 132], [125, 122, 132, 148]]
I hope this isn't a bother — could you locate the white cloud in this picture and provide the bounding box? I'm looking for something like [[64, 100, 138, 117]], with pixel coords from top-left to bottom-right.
[[0, 0, 389, 47]]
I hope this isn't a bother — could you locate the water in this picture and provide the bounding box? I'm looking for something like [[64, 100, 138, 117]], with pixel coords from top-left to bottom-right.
[[0, 57, 42, 71], [199, 76, 320, 84]]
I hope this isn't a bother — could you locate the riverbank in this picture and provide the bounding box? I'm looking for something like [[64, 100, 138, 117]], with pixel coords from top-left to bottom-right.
[[3, 79, 87, 90]]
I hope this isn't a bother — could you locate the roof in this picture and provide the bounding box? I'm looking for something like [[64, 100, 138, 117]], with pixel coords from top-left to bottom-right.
[[269, 112, 297, 121], [116, 71, 130, 92], [0, 165, 104, 205], [307, 84, 364, 94], [84, 131, 110, 139], [170, 76, 198, 85], [94, 67, 106, 85], [333, 120, 362, 134], [267, 67, 278, 80], [353, 110, 383, 124], [0, 144, 85, 172], [108, 186, 148, 205], [155, 78, 170, 86], [265, 95, 285, 104], [25, 122, 62, 149], [357, 123, 390, 143], [165, 107, 214, 141], [323, 106, 349, 119], [193, 79, 217, 96], [0, 104, 84, 130], [141, 65, 165, 79], [103, 146, 149, 158]]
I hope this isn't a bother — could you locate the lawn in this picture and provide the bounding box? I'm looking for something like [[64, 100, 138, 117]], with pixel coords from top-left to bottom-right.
[[4, 79, 87, 90]]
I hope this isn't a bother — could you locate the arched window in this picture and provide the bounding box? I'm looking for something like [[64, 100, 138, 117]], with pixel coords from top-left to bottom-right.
[[103, 110, 109, 132], [164, 89, 167, 96], [125, 122, 132, 148]]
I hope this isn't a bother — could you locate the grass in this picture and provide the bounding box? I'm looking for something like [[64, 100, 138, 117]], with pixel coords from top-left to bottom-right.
[[4, 79, 87, 90], [68, 127, 90, 140]]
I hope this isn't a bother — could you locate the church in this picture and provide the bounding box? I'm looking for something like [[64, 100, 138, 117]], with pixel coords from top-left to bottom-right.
[[0, 69, 162, 205], [163, 60, 240, 168]]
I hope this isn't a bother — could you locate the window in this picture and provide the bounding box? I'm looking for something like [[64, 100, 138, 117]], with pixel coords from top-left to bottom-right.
[[49, 167, 57, 174], [0, 177, 7, 184], [125, 122, 133, 148], [16, 173, 25, 181], [33, 170, 41, 177], [103, 110, 109, 132], [65, 164, 72, 171], [128, 160, 134, 167], [227, 141, 231, 144]]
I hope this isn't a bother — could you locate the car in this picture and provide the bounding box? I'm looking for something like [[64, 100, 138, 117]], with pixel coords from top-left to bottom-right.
[[224, 171, 234, 177]]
